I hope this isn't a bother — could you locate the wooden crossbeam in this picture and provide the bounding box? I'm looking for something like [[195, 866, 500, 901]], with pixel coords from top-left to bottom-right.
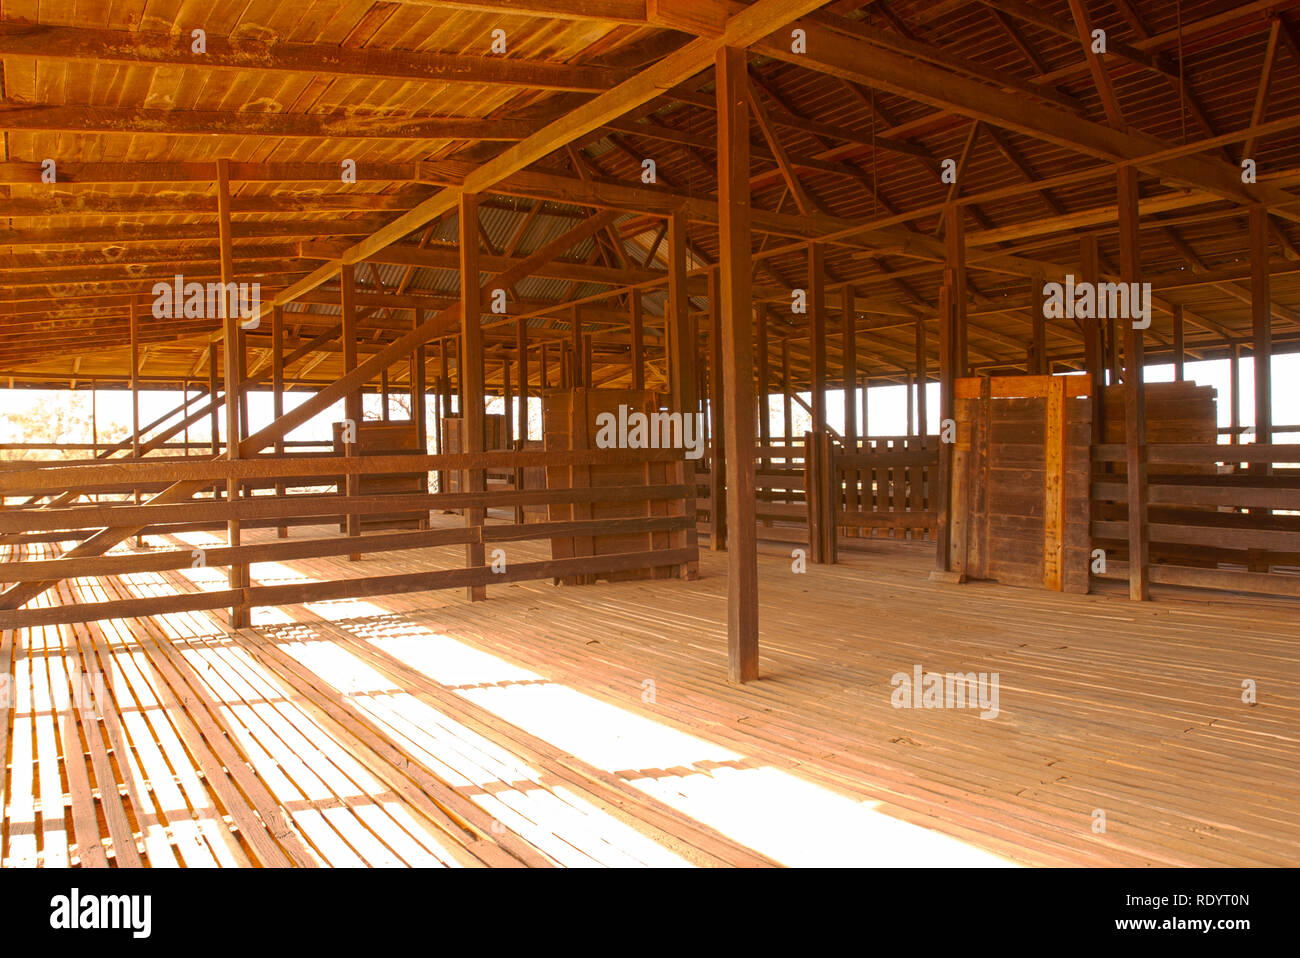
[[758, 18, 1300, 216], [0, 104, 540, 141], [0, 21, 624, 92], [0, 160, 418, 184]]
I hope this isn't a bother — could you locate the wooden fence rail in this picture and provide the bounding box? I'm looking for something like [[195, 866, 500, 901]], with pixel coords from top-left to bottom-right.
[[1091, 442, 1300, 597], [0, 446, 697, 627]]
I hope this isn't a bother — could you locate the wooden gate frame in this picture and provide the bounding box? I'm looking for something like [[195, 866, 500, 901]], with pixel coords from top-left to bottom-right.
[[944, 375, 1091, 592]]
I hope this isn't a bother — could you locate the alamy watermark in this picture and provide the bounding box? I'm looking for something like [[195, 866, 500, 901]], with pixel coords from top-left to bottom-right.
[[152, 275, 261, 328], [50, 888, 151, 938], [594, 405, 705, 460], [1042, 274, 1151, 330], [890, 664, 1000, 720]]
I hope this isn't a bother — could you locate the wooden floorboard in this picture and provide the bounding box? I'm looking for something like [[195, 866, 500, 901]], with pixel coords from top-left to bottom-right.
[[2, 519, 1298, 867]]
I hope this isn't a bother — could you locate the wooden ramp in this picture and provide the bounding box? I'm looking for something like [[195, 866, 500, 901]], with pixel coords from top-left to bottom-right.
[[2, 519, 1298, 867]]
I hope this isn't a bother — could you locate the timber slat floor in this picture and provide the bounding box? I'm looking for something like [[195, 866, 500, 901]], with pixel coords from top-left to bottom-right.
[[2, 519, 1298, 867]]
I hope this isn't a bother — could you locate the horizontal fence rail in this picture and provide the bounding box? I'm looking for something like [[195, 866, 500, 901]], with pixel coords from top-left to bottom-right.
[[0, 446, 697, 628], [1090, 442, 1300, 598]]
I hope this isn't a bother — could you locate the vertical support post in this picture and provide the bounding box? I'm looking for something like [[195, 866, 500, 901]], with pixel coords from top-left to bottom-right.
[[516, 319, 529, 442], [915, 317, 928, 443], [841, 285, 857, 449], [935, 283, 955, 574], [570, 304, 584, 388], [1250, 205, 1272, 446], [946, 204, 968, 378], [208, 343, 220, 500], [906, 374, 915, 437], [1230, 344, 1241, 445], [130, 294, 142, 546], [341, 263, 362, 561], [1172, 303, 1185, 382], [667, 210, 698, 578], [460, 193, 488, 601], [861, 372, 869, 437], [808, 243, 827, 434], [630, 290, 645, 392], [502, 360, 514, 447], [708, 266, 725, 550], [515, 317, 528, 523], [412, 309, 428, 453], [272, 304, 287, 538], [781, 338, 792, 444], [716, 45, 758, 682], [381, 368, 391, 421], [1029, 269, 1047, 375], [1080, 235, 1106, 445], [217, 158, 249, 628], [757, 302, 770, 468], [237, 325, 250, 445], [1117, 166, 1150, 601]]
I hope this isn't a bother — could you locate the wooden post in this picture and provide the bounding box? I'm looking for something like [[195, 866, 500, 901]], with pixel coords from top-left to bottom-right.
[[272, 305, 287, 538], [915, 318, 928, 443], [435, 338, 447, 494], [412, 309, 428, 454], [708, 266, 726, 550], [934, 283, 956, 575], [781, 338, 792, 443], [666, 210, 698, 579], [130, 294, 142, 546], [1250, 205, 1272, 445], [515, 317, 528, 523], [460, 193, 488, 601], [1231, 344, 1241, 445], [208, 343, 220, 500], [381, 367, 391, 421], [1029, 269, 1047, 375], [502, 359, 514, 447], [861, 372, 869, 437], [717, 45, 758, 681], [1172, 303, 1185, 382], [570, 303, 584, 388], [341, 262, 362, 561], [1080, 235, 1106, 445], [756, 303, 770, 468], [630, 290, 644, 392], [1118, 166, 1150, 601], [808, 243, 827, 434], [517, 327, 529, 431], [217, 158, 249, 628], [946, 204, 968, 378], [842, 285, 857, 450]]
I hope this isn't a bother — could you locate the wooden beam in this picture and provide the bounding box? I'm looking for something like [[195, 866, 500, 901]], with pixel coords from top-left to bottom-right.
[[251, 0, 830, 325], [1251, 205, 1273, 444], [460, 194, 488, 601], [809, 244, 828, 433], [341, 263, 363, 560], [708, 267, 726, 551], [0, 160, 418, 184], [630, 290, 645, 391], [842, 285, 857, 446], [272, 305, 288, 538], [716, 46, 759, 682], [757, 18, 1300, 215], [218, 158, 250, 628], [0, 104, 538, 141], [0, 21, 622, 92], [1118, 166, 1150, 601], [1171, 303, 1185, 381]]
